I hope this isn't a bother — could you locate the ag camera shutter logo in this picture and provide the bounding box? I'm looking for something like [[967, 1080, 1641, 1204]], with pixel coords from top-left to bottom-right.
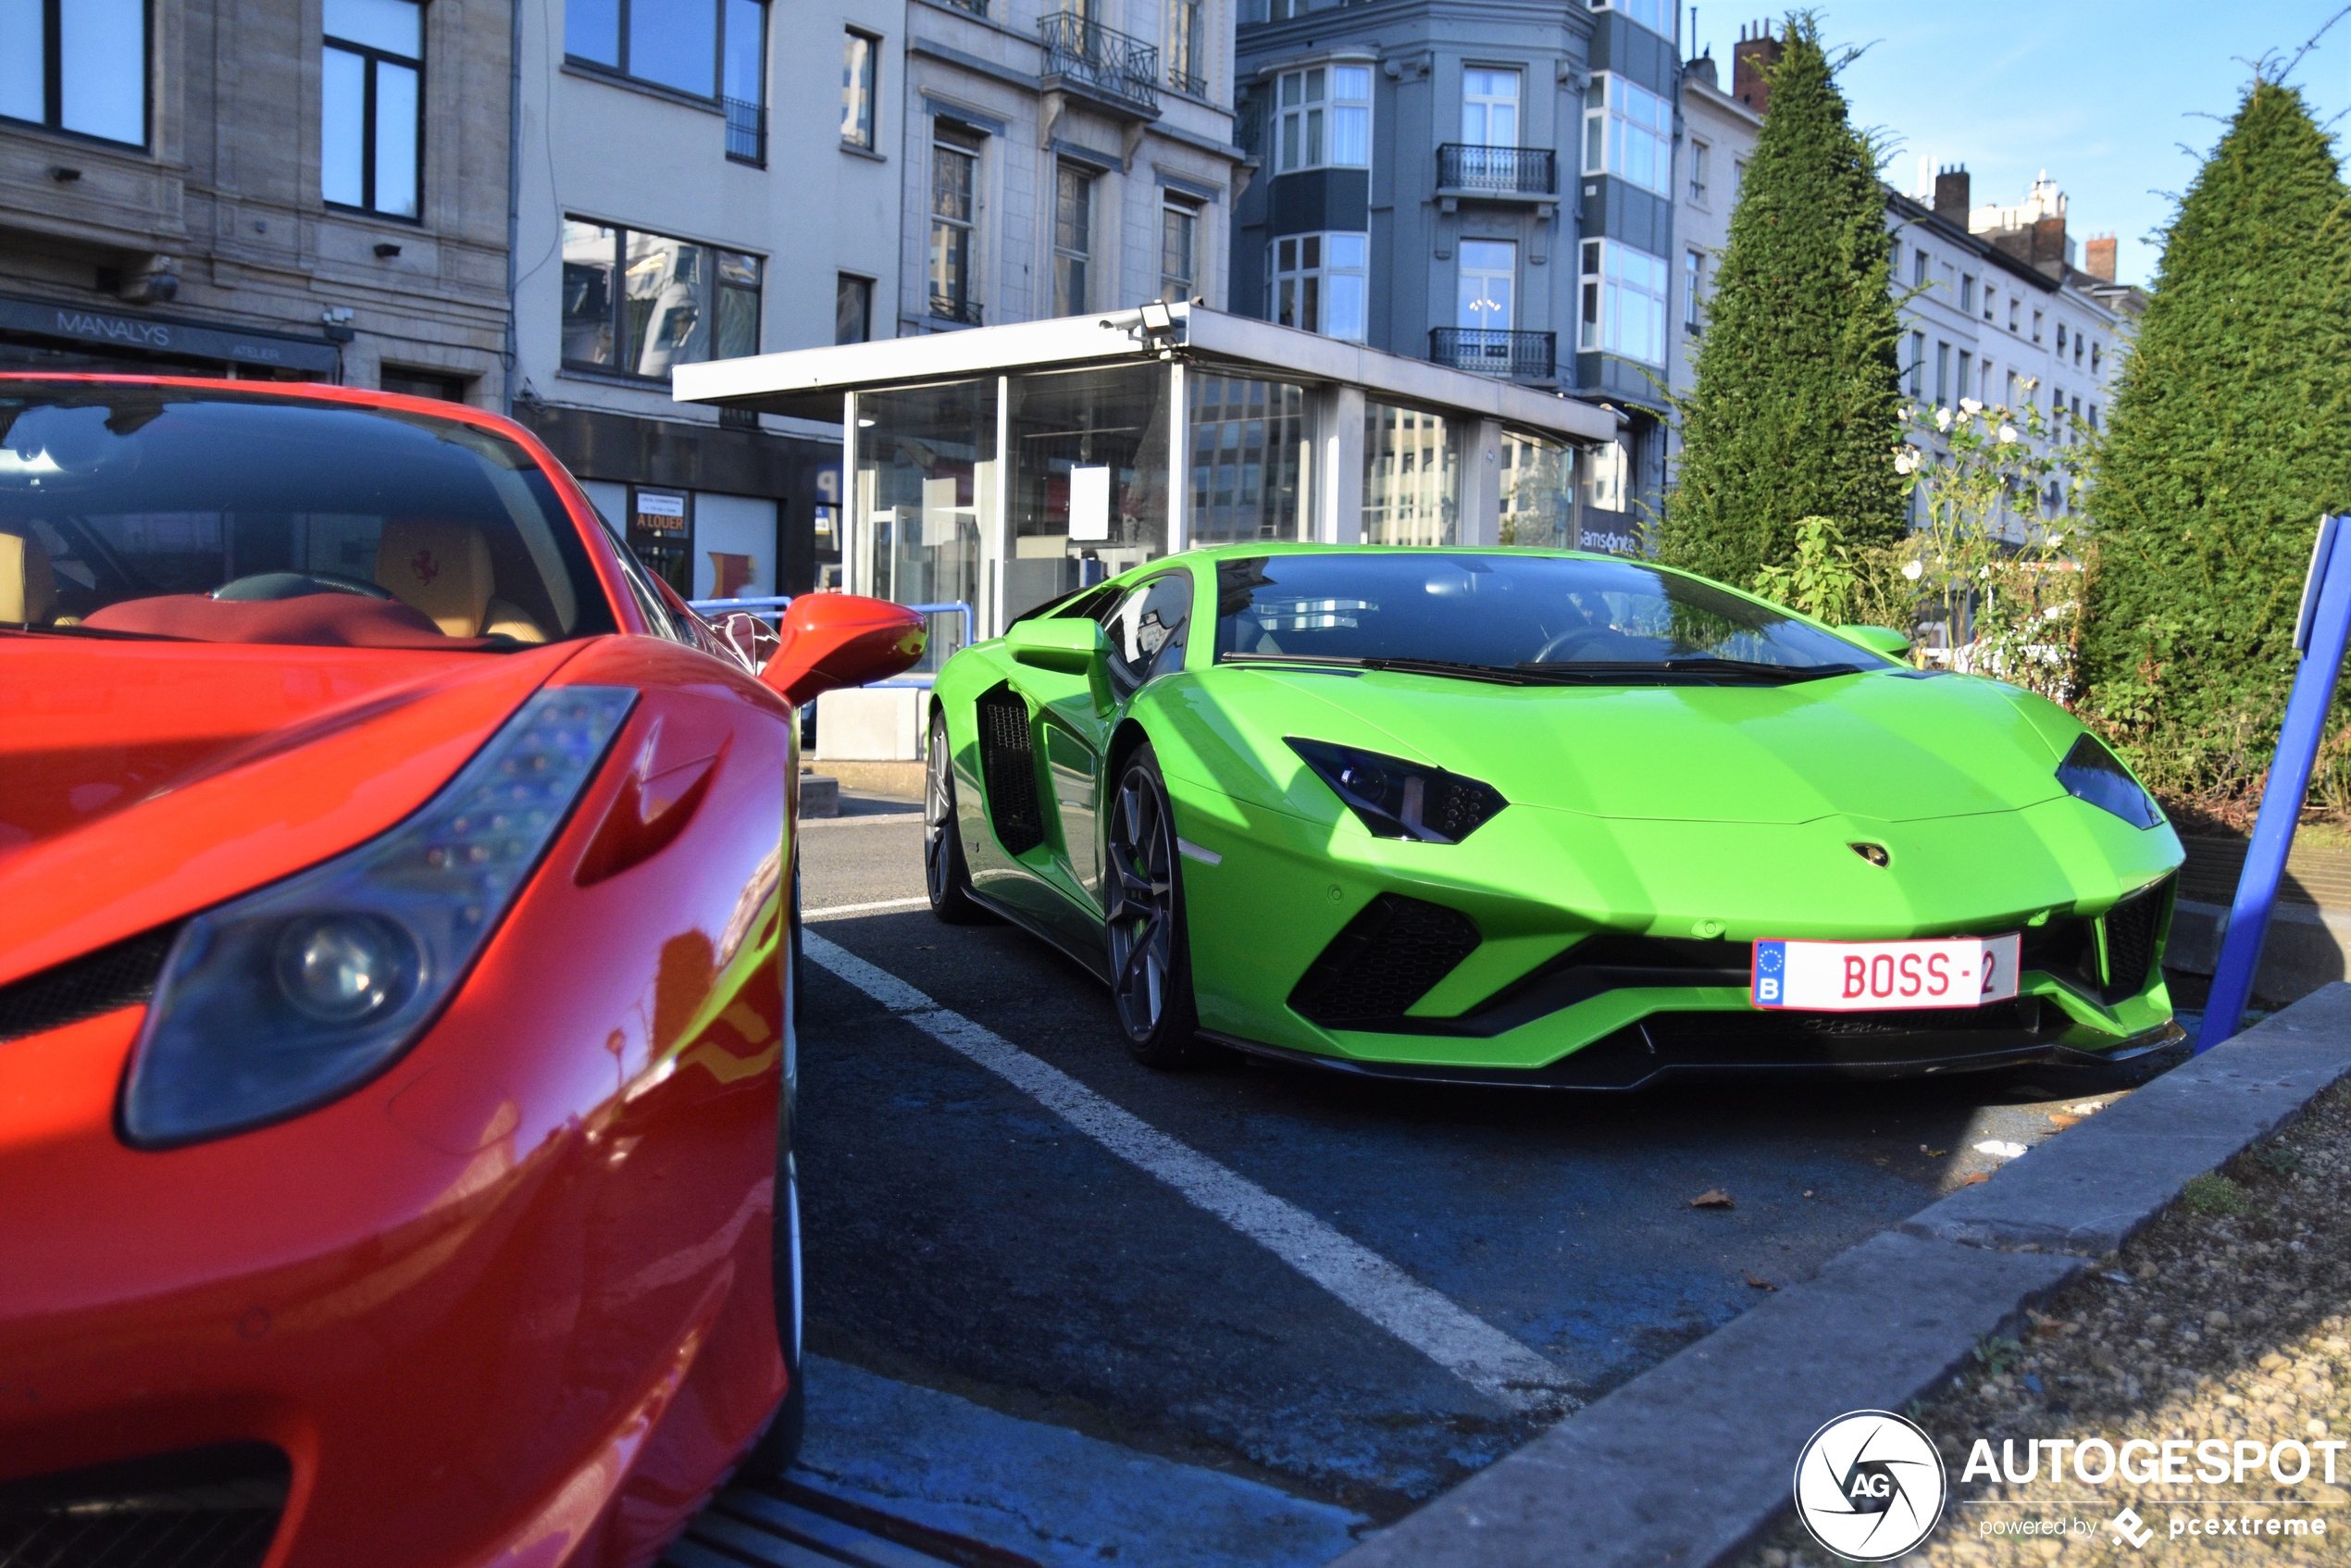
[[1793, 1410, 1948, 1561]]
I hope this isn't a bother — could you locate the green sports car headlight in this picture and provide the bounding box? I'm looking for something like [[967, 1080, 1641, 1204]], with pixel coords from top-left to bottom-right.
[[2057, 733, 2163, 829], [1287, 739, 1507, 844]]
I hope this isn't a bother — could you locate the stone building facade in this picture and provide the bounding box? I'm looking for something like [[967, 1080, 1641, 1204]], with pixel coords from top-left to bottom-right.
[[0, 0, 511, 398]]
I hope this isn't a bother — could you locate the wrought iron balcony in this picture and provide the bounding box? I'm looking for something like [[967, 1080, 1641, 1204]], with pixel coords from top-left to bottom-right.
[[1436, 143, 1557, 197], [1169, 65, 1207, 96], [929, 293, 984, 327], [724, 97, 765, 166], [939, 0, 988, 13], [1429, 328, 1556, 380], [1039, 11, 1161, 116]]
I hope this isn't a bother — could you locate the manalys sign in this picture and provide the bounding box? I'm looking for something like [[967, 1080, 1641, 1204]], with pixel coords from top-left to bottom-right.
[[0, 293, 342, 375]]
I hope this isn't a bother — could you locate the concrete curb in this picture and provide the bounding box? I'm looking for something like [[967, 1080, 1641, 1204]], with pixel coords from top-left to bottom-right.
[[1328, 985, 2351, 1568]]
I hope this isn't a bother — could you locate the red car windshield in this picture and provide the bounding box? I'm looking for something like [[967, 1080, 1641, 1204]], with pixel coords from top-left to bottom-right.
[[0, 383, 617, 649]]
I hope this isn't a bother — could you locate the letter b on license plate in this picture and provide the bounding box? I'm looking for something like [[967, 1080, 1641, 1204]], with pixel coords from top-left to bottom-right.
[[1750, 934, 2021, 1011]]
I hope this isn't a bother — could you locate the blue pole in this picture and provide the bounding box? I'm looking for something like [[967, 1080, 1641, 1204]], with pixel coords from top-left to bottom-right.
[[2201, 515, 2351, 1050]]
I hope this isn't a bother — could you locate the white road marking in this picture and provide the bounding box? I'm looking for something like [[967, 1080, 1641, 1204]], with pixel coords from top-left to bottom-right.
[[802, 928, 1574, 1411], [805, 896, 932, 921]]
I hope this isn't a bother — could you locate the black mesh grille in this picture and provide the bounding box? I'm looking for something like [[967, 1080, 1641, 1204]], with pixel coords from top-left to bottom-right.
[[975, 684, 1044, 857], [2100, 877, 2170, 1000], [0, 1443, 288, 1568], [1291, 895, 1483, 1027], [1648, 998, 2040, 1041], [0, 927, 177, 1046]]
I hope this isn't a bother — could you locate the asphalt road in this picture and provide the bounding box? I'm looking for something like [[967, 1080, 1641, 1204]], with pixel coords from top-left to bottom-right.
[[787, 789, 2157, 1531]]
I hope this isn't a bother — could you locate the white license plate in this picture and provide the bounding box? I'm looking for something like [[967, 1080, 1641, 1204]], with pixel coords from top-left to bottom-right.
[[1749, 934, 2021, 1011]]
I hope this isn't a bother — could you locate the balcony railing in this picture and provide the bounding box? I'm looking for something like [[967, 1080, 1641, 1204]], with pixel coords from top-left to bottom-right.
[[1169, 65, 1207, 96], [1436, 143, 1557, 196], [1038, 12, 1160, 115], [1429, 328, 1556, 380], [725, 96, 765, 165], [939, 0, 988, 13], [929, 293, 984, 327]]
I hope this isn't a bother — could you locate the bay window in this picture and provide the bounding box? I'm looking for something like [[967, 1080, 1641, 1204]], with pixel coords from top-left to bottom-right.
[[1275, 64, 1370, 173], [1588, 0, 1672, 38], [1269, 232, 1367, 342], [1578, 239, 1667, 365], [1583, 73, 1671, 197]]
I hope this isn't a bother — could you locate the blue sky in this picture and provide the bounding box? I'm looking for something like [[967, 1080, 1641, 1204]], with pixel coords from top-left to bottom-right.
[[1683, 2, 2350, 288]]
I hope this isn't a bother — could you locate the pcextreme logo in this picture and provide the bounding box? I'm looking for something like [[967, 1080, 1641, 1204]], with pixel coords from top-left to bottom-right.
[[1793, 1411, 1948, 1562]]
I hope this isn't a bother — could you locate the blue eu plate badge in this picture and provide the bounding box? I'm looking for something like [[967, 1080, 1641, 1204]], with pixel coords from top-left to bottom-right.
[[1752, 941, 1788, 1006]]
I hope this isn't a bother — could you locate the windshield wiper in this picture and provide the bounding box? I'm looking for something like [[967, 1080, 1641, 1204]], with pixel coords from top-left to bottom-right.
[[1, 620, 197, 643], [1514, 657, 1865, 686], [1223, 653, 1534, 685]]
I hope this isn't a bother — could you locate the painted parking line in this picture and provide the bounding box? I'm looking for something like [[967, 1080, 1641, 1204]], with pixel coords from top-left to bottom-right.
[[805, 896, 933, 920], [802, 929, 1576, 1412]]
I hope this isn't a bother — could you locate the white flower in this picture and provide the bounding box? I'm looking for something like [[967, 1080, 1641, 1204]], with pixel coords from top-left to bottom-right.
[[1902, 559, 1925, 580], [2047, 532, 2064, 548], [1935, 406, 1955, 432], [1979, 565, 1992, 578], [1997, 424, 2020, 444], [1959, 397, 1984, 415], [1894, 446, 1922, 475]]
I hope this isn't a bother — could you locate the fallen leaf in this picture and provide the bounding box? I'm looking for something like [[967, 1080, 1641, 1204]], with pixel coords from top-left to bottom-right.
[[2049, 1113, 2084, 1130], [1959, 1171, 1993, 1186], [1744, 1271, 1778, 1290], [1690, 1188, 1735, 1209]]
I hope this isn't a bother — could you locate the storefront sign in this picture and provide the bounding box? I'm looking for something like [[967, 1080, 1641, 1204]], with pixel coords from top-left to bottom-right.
[[0, 292, 343, 374], [634, 491, 689, 532]]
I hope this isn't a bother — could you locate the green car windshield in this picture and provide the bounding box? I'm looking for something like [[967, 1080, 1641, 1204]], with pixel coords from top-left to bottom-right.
[[1213, 553, 1886, 683]]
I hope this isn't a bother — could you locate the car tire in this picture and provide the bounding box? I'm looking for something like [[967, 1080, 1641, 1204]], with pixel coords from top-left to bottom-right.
[[749, 862, 806, 1474], [1105, 744, 1207, 1068], [925, 712, 989, 925]]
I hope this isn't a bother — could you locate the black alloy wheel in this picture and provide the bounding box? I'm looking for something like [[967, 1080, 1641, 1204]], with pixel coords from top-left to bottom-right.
[[925, 713, 987, 924], [1105, 745, 1205, 1066]]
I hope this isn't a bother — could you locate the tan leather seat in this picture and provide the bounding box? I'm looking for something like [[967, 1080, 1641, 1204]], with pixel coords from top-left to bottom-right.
[[0, 529, 57, 625], [374, 520, 544, 641]]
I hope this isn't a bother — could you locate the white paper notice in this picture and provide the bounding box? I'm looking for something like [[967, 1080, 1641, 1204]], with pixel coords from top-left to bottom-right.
[[922, 477, 962, 545], [1068, 465, 1112, 541]]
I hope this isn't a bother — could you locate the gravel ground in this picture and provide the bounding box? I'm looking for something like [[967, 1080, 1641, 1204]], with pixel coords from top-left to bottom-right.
[[1737, 1077, 2351, 1565]]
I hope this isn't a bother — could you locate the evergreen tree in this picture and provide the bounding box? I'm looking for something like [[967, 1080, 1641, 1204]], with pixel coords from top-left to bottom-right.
[[1657, 13, 1906, 590], [2080, 80, 2351, 804]]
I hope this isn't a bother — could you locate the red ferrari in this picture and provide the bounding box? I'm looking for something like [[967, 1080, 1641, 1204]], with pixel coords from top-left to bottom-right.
[[0, 376, 923, 1567]]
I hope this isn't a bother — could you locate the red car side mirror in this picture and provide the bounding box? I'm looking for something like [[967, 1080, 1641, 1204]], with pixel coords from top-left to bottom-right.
[[758, 594, 927, 708]]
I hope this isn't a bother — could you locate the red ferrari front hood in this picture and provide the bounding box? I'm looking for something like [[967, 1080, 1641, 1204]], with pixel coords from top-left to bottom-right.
[[0, 634, 587, 986]]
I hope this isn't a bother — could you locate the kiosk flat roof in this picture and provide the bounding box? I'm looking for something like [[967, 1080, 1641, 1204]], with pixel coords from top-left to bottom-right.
[[672, 304, 1620, 445]]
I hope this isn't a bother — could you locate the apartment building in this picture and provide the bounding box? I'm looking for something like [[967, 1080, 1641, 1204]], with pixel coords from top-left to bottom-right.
[[0, 0, 509, 396], [505, 0, 906, 604], [1227, 0, 1680, 549], [897, 0, 1245, 337]]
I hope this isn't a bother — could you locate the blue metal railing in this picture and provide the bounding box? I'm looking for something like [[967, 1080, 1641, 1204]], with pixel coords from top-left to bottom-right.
[[685, 596, 976, 687]]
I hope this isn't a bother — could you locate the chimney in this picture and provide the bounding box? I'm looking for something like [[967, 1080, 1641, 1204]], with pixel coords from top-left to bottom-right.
[[2030, 214, 2068, 280], [1933, 166, 1970, 227], [2084, 232, 2117, 281], [1731, 21, 1781, 114], [1685, 47, 1718, 91]]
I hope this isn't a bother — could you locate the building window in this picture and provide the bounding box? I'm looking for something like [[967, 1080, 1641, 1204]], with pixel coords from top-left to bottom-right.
[[2088, 403, 2099, 430], [1934, 341, 1950, 407], [836, 274, 873, 344], [1959, 273, 1974, 313], [1687, 138, 1710, 203], [1188, 375, 1307, 544], [0, 0, 147, 146], [2091, 342, 2102, 374], [1906, 330, 1923, 398], [2074, 333, 2085, 367], [1733, 157, 1748, 194], [840, 29, 876, 148], [1457, 239, 1515, 332], [720, 0, 765, 160], [928, 124, 979, 323], [1584, 74, 1671, 197], [1166, 0, 1204, 96], [561, 220, 762, 379], [1462, 67, 1520, 146], [322, 0, 422, 218], [2055, 322, 2067, 355], [1957, 351, 1971, 405], [1276, 65, 1371, 173], [1362, 403, 1458, 546], [1912, 249, 1929, 287], [2004, 368, 2017, 406], [1587, 0, 1671, 38], [1160, 204, 1198, 303], [1269, 232, 1367, 342], [1578, 238, 1668, 366], [566, 0, 765, 106], [2031, 309, 2044, 342], [1984, 288, 1996, 322], [1683, 248, 1703, 333], [1052, 163, 1093, 316]]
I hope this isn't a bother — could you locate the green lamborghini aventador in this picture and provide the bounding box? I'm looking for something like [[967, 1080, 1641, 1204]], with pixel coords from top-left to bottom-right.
[[921, 545, 2184, 1088]]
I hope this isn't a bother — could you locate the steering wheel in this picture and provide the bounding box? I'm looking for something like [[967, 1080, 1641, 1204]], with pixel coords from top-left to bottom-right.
[[212, 571, 395, 603], [1528, 624, 1620, 664]]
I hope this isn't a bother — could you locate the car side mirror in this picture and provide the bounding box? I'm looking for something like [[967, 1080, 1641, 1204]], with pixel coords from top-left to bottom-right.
[[1836, 625, 1913, 659], [758, 594, 927, 708], [715, 610, 779, 669], [1005, 616, 1109, 674]]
